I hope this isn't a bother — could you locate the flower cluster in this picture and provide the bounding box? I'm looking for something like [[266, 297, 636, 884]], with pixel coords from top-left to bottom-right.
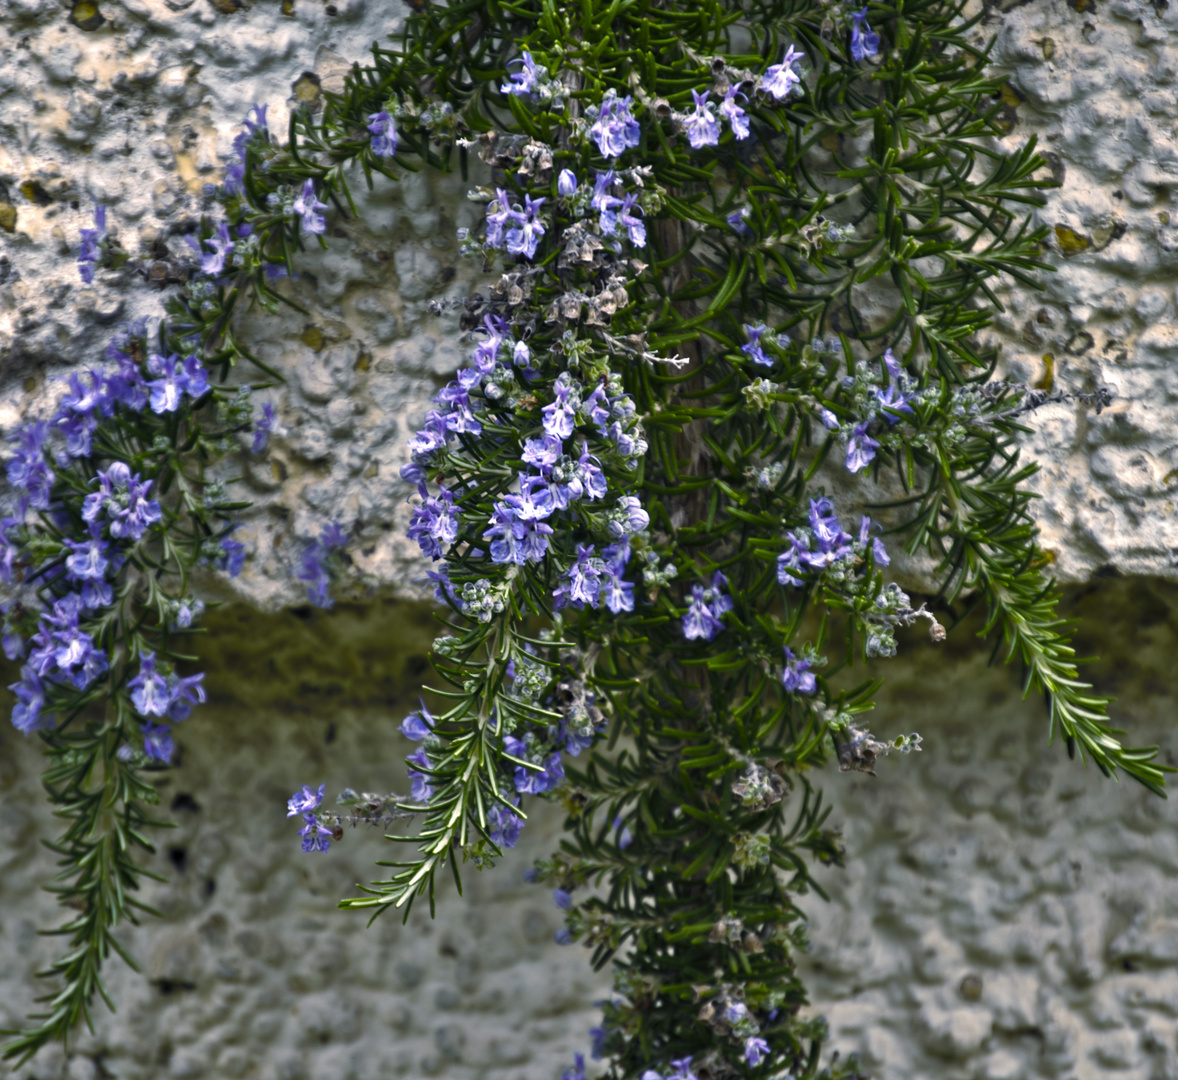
[[776, 498, 890, 588]]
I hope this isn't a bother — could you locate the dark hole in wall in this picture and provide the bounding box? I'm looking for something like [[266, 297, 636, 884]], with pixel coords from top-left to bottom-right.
[[205, 878, 217, 898], [171, 793, 201, 814], [154, 979, 196, 996], [168, 846, 188, 872], [326, 722, 337, 744]]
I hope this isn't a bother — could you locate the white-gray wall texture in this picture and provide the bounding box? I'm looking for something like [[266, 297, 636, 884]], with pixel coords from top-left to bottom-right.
[[1, 0, 1177, 1077]]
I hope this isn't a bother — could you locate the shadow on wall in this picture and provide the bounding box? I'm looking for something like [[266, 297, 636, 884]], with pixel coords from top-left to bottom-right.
[[0, 580, 1175, 1079], [799, 575, 1178, 1080], [0, 600, 608, 1080]]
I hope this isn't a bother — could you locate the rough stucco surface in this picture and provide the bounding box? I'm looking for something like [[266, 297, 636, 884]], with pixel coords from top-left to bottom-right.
[[799, 578, 1178, 1080], [1, 0, 1178, 602], [1, 1, 1178, 1079], [0, 602, 612, 1080]]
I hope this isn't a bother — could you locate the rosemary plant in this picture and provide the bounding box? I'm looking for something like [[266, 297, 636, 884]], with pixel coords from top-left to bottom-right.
[[3, 0, 1167, 1074]]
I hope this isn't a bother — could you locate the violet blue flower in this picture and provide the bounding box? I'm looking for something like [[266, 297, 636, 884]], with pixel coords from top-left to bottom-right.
[[618, 193, 646, 246], [720, 85, 751, 139], [850, 7, 881, 61], [557, 168, 578, 196], [745, 1037, 771, 1066], [293, 179, 329, 235], [407, 747, 434, 802], [859, 515, 891, 566], [501, 51, 546, 96], [288, 783, 325, 817], [400, 703, 434, 740], [741, 324, 773, 367], [78, 204, 107, 283], [846, 420, 879, 472], [760, 45, 803, 100], [367, 110, 397, 157], [200, 222, 235, 277], [129, 651, 171, 717], [142, 722, 175, 764], [506, 194, 547, 259], [7, 422, 54, 510], [252, 401, 278, 453], [589, 89, 641, 158], [409, 487, 459, 560], [82, 462, 162, 542], [683, 89, 720, 148], [782, 646, 817, 694], [298, 812, 333, 853], [9, 665, 51, 734]]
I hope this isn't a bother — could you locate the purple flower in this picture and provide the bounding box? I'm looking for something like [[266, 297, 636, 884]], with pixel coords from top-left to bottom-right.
[[507, 742, 565, 795], [669, 1057, 699, 1080], [859, 515, 891, 566], [850, 7, 881, 61], [78, 204, 107, 283], [522, 434, 564, 472], [819, 407, 840, 430], [252, 401, 277, 453], [557, 545, 604, 610], [200, 222, 235, 277], [557, 169, 578, 196], [298, 812, 333, 853], [288, 783, 325, 817], [298, 523, 348, 608], [846, 420, 879, 472], [682, 583, 724, 641], [506, 194, 547, 260], [741, 324, 773, 367], [720, 85, 751, 139], [216, 533, 245, 577], [408, 486, 459, 560], [502, 51, 546, 97], [728, 206, 753, 236], [82, 462, 162, 542], [554, 928, 574, 946], [367, 110, 397, 157], [64, 528, 111, 583], [129, 651, 171, 717], [761, 45, 803, 100], [553, 888, 573, 909], [165, 670, 206, 722], [10, 665, 52, 734], [407, 747, 434, 803], [592, 170, 622, 213], [745, 1037, 771, 1066], [400, 703, 433, 740], [145, 353, 209, 414], [224, 104, 269, 196], [574, 442, 608, 500], [488, 802, 523, 847], [293, 179, 329, 235], [485, 188, 523, 249], [782, 646, 817, 694], [142, 722, 175, 763], [617, 194, 646, 246], [613, 816, 634, 850], [589, 89, 641, 158], [542, 376, 578, 439], [683, 88, 720, 148], [599, 545, 635, 614], [7, 421, 54, 509]]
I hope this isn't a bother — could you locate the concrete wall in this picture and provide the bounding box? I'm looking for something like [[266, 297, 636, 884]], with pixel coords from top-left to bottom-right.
[[1, 0, 1177, 1077]]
